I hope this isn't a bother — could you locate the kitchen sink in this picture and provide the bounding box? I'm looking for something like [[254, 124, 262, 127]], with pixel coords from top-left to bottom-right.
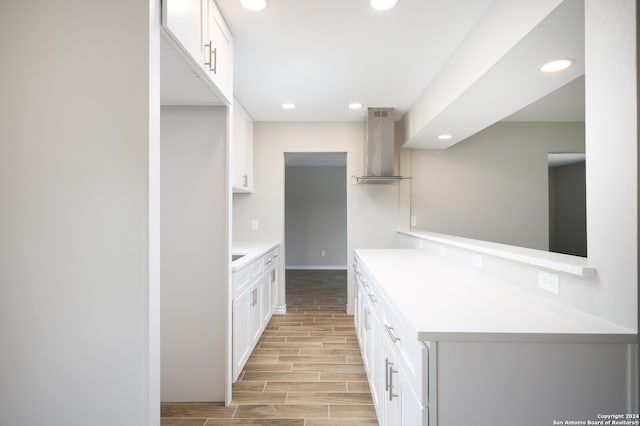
[[232, 254, 245, 261]]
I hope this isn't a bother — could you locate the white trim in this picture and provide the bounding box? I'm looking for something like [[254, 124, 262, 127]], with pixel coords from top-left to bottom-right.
[[398, 229, 596, 277], [273, 305, 287, 315]]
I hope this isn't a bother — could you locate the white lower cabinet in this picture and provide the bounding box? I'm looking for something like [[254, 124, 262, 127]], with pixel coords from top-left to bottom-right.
[[232, 288, 253, 379], [355, 250, 636, 426], [354, 257, 428, 426], [232, 247, 278, 381]]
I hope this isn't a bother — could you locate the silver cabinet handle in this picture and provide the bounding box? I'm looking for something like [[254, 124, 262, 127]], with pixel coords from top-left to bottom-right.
[[385, 358, 392, 391], [242, 174, 248, 187], [364, 308, 370, 331], [385, 325, 400, 343], [251, 288, 257, 307], [204, 42, 217, 73], [388, 361, 399, 401]]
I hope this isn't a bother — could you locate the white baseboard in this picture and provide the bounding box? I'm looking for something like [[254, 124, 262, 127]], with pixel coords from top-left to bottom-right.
[[285, 265, 347, 270], [273, 305, 287, 315]]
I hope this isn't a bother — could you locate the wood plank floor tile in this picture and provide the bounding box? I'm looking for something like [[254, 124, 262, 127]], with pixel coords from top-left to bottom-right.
[[241, 363, 293, 372], [286, 392, 373, 405], [232, 381, 266, 392], [231, 391, 287, 404], [252, 348, 300, 356], [161, 419, 207, 426], [263, 381, 348, 392], [292, 363, 365, 373], [320, 372, 368, 382], [162, 270, 377, 426], [241, 371, 320, 381], [277, 355, 347, 364], [233, 404, 328, 418], [306, 419, 378, 426], [347, 382, 372, 393], [299, 348, 361, 356], [329, 404, 378, 418], [161, 403, 236, 418], [204, 420, 304, 426]]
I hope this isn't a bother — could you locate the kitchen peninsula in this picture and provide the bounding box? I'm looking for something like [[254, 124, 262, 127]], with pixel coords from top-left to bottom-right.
[[354, 244, 635, 426]]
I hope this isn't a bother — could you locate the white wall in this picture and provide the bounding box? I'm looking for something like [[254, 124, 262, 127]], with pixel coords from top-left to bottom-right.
[[585, 0, 638, 334], [410, 121, 585, 251], [160, 106, 228, 402], [285, 165, 348, 269], [0, 1, 159, 425], [233, 122, 410, 313]]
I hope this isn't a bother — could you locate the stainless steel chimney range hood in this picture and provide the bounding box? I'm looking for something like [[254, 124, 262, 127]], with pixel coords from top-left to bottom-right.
[[353, 107, 408, 184]]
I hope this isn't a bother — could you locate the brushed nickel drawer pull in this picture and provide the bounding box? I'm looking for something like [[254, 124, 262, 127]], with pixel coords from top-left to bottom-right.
[[385, 325, 400, 342]]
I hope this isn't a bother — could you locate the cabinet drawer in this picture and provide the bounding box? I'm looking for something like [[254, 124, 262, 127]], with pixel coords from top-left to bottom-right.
[[264, 248, 278, 268], [356, 268, 383, 317], [381, 298, 429, 407], [233, 257, 264, 299]]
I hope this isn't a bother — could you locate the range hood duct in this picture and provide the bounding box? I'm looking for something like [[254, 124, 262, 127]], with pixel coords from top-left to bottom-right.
[[353, 107, 407, 184]]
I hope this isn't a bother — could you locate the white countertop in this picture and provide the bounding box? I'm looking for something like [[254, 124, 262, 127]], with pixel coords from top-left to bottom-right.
[[232, 242, 279, 271], [355, 249, 635, 343]]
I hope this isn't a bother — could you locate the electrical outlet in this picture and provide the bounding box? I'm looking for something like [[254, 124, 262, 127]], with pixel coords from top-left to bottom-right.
[[410, 215, 417, 227], [471, 254, 483, 268], [321, 250, 326, 257], [538, 271, 560, 295], [251, 219, 259, 230]]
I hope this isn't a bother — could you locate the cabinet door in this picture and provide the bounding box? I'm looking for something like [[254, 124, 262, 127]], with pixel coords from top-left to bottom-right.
[[250, 285, 262, 345], [204, 0, 232, 98], [232, 100, 253, 193], [232, 289, 252, 381], [399, 372, 423, 426], [354, 279, 362, 346], [260, 273, 271, 328], [163, 0, 204, 65], [365, 301, 382, 410], [383, 338, 402, 426], [270, 260, 278, 310]]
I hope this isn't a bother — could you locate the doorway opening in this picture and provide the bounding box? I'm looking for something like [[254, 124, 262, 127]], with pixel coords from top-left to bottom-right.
[[284, 152, 348, 312], [548, 153, 587, 257]]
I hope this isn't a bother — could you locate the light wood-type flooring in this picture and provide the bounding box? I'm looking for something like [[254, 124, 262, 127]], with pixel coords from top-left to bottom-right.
[[161, 269, 378, 426]]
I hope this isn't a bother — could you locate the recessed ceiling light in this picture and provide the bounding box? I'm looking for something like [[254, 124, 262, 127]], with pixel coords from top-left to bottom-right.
[[540, 58, 575, 73], [349, 103, 363, 110], [438, 134, 453, 140], [371, 0, 398, 11], [241, 0, 267, 11], [282, 103, 296, 110]]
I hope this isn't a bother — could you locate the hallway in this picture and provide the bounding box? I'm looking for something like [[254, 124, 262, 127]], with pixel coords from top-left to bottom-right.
[[161, 269, 377, 425]]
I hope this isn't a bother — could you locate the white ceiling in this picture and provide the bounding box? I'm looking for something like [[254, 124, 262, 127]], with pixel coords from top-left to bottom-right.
[[216, 0, 494, 122], [216, 0, 585, 149], [504, 75, 585, 122]]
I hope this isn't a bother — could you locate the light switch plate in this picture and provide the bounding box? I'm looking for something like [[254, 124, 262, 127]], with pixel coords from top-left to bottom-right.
[[538, 271, 560, 295], [410, 215, 417, 227]]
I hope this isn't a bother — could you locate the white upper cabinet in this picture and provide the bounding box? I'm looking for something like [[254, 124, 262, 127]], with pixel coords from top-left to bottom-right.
[[161, 0, 233, 105], [163, 0, 204, 65], [232, 99, 254, 193], [204, 0, 232, 101]]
